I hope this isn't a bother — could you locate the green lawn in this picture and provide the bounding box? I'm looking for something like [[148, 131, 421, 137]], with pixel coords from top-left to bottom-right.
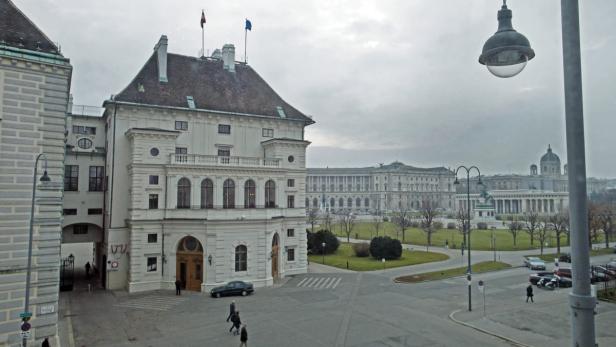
[[598, 288, 616, 303], [527, 247, 616, 262], [394, 261, 511, 283], [308, 243, 449, 271], [330, 221, 573, 251]]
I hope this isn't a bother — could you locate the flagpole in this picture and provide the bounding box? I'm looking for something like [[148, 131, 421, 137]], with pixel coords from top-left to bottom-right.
[[201, 9, 205, 57], [244, 28, 247, 63]]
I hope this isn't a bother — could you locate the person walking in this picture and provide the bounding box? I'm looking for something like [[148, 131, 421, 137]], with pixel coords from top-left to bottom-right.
[[526, 283, 534, 303], [230, 311, 241, 335], [85, 262, 91, 278], [226, 300, 236, 322], [239, 324, 248, 347], [41, 337, 50, 347], [175, 279, 181, 296]]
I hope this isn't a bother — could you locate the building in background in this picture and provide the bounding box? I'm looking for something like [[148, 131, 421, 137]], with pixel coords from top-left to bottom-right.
[[306, 161, 456, 214], [0, 0, 72, 345], [94, 36, 314, 292]]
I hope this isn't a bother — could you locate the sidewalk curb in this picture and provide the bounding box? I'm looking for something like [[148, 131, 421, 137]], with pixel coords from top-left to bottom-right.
[[448, 309, 533, 347], [393, 264, 522, 284]]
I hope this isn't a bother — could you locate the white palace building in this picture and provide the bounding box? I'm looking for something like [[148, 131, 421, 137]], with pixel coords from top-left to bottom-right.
[[63, 36, 314, 293]]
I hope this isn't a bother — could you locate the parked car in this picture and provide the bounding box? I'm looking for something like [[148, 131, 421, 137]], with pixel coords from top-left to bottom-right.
[[606, 261, 616, 271], [593, 265, 616, 278], [590, 268, 610, 283], [537, 275, 572, 289], [529, 271, 554, 285], [554, 267, 572, 278], [524, 257, 546, 270], [558, 253, 571, 263], [210, 281, 254, 298]]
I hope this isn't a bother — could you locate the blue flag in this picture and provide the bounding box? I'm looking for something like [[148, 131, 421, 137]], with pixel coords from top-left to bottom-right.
[[245, 19, 252, 31]]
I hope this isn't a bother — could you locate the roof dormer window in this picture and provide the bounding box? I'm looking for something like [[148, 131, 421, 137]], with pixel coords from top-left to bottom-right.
[[276, 106, 286, 118], [186, 96, 195, 109]]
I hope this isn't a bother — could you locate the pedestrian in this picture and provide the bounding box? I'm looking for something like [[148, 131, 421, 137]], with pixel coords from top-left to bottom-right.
[[41, 337, 50, 347], [175, 279, 181, 296], [226, 300, 236, 322], [230, 311, 241, 335], [526, 283, 534, 303], [85, 262, 91, 278], [445, 239, 449, 249], [239, 324, 248, 347]]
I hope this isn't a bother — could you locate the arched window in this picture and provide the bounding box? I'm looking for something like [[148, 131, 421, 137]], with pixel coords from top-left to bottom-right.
[[235, 245, 247, 272], [330, 198, 335, 208], [339, 198, 344, 207], [265, 180, 276, 208], [223, 179, 235, 209], [365, 198, 369, 207], [305, 198, 309, 208], [200, 179, 213, 209], [244, 180, 256, 208], [177, 177, 191, 209], [356, 198, 361, 207], [313, 198, 318, 207], [348, 197, 353, 207]]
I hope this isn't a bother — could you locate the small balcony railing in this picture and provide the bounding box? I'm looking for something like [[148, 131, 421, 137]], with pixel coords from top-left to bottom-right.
[[170, 154, 280, 168]]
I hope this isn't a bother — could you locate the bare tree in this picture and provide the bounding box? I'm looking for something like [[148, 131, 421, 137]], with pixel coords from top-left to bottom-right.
[[456, 207, 470, 248], [307, 208, 319, 233], [523, 211, 540, 246], [508, 220, 522, 247], [392, 208, 412, 242], [597, 203, 614, 249], [321, 211, 333, 232], [536, 217, 551, 255], [587, 202, 602, 248], [420, 200, 439, 248], [549, 212, 568, 255], [371, 214, 383, 238], [338, 211, 357, 243]]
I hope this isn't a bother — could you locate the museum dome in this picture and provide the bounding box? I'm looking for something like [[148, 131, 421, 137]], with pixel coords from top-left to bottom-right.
[[540, 145, 560, 163], [539, 145, 561, 176]]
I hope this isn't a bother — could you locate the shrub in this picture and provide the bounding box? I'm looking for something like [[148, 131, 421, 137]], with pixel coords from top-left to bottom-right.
[[411, 221, 420, 228], [382, 216, 389, 222], [307, 229, 340, 254], [447, 222, 456, 229], [477, 222, 488, 230], [369, 236, 402, 260], [352, 243, 370, 257], [433, 221, 444, 230], [495, 215, 502, 221]]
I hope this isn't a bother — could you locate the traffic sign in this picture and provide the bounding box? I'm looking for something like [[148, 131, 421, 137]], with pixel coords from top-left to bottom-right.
[[20, 331, 31, 339], [19, 312, 32, 319], [477, 280, 485, 293]]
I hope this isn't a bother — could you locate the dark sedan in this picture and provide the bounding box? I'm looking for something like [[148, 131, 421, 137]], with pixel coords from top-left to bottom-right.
[[210, 281, 254, 298], [537, 275, 572, 288], [529, 272, 554, 285]]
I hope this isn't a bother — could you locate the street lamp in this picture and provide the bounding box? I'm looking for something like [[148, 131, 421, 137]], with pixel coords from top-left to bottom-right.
[[478, 0, 535, 78], [321, 242, 326, 264], [454, 165, 482, 312], [23, 153, 50, 347], [480, 1, 595, 346]]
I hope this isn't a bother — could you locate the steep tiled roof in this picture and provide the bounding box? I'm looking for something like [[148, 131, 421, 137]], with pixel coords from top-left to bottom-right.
[[0, 0, 60, 54], [113, 53, 314, 124]]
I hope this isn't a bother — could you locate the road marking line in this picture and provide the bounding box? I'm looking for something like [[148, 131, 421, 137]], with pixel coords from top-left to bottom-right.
[[117, 303, 168, 311], [315, 277, 328, 288], [322, 277, 335, 289], [331, 277, 342, 289], [308, 277, 322, 288], [304, 277, 317, 287], [297, 278, 308, 287]]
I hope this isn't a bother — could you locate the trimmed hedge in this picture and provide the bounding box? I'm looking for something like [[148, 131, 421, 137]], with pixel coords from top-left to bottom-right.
[[447, 222, 456, 229], [411, 221, 420, 228], [369, 236, 402, 260], [476, 222, 488, 230], [352, 243, 370, 257], [307, 230, 340, 255], [433, 221, 444, 230]]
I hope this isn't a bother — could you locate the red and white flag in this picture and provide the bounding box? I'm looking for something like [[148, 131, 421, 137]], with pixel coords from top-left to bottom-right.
[[200, 10, 206, 28]]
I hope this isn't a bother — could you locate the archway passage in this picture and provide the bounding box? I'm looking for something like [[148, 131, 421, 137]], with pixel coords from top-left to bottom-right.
[[272, 233, 280, 279], [176, 236, 203, 291]]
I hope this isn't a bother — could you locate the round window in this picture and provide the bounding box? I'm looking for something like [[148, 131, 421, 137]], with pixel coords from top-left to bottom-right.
[[184, 237, 198, 251], [150, 148, 159, 156], [288, 155, 295, 163], [77, 138, 92, 149]]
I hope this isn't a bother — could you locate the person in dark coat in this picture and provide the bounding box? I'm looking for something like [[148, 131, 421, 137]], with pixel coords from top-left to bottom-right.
[[175, 279, 181, 296], [526, 283, 534, 303], [226, 300, 236, 322], [240, 324, 248, 347], [85, 262, 91, 278], [229, 311, 241, 335], [41, 337, 50, 347]]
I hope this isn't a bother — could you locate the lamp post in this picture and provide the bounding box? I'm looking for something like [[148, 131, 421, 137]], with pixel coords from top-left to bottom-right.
[[479, 1, 595, 345], [322, 242, 326, 264], [454, 166, 482, 312], [23, 153, 50, 347]]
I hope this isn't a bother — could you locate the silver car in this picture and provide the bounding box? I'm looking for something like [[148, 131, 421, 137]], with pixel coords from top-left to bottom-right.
[[524, 257, 546, 270]]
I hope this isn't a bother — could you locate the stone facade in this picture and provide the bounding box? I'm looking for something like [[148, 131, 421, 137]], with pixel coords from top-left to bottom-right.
[[456, 190, 569, 217], [0, 1, 72, 344], [306, 161, 456, 214]]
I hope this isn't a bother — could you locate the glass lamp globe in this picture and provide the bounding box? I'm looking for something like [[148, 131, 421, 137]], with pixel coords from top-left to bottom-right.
[[485, 50, 529, 78]]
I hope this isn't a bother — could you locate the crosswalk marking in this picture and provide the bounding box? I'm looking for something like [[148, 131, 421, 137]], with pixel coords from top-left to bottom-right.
[[296, 277, 342, 290], [115, 295, 186, 311]]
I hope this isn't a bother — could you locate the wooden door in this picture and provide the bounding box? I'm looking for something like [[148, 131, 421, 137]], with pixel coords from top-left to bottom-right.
[[176, 254, 203, 291], [271, 245, 279, 278]]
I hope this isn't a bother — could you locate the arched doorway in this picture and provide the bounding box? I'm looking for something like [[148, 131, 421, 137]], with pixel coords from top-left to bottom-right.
[[176, 236, 203, 291], [271, 233, 279, 279]]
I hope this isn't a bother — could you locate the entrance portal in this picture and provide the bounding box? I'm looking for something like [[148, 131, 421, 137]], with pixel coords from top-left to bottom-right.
[[176, 236, 203, 291], [272, 233, 279, 279]]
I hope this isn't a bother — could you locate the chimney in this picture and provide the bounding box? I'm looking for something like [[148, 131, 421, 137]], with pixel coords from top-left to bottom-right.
[[211, 49, 222, 59], [154, 35, 168, 83], [221, 44, 235, 72]]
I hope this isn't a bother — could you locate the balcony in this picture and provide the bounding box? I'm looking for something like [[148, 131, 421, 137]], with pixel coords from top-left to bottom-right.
[[170, 154, 280, 168]]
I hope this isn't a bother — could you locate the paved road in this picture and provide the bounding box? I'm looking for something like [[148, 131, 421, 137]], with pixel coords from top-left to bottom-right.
[[59, 252, 616, 347]]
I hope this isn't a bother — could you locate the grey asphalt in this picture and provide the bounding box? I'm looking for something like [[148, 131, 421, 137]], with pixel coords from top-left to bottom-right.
[[58, 251, 616, 347]]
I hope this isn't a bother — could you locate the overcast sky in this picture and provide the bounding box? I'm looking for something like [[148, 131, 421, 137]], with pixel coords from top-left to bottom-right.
[[15, 0, 616, 177]]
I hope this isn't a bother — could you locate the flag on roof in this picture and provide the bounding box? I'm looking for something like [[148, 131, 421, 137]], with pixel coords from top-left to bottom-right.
[[200, 10, 206, 28], [245, 19, 252, 31]]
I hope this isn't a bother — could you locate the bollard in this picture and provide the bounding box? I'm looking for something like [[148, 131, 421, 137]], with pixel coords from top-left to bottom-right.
[[346, 261, 349, 269]]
